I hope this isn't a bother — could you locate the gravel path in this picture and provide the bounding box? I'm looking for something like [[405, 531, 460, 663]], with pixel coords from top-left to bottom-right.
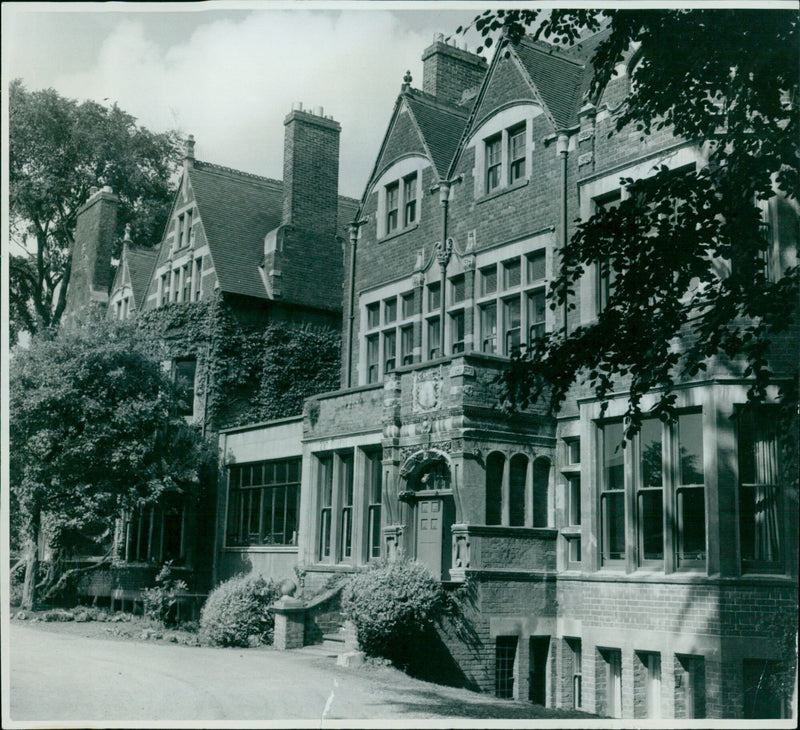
[[8, 621, 589, 724]]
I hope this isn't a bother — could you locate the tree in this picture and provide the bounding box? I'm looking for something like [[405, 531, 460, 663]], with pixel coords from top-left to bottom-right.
[[8, 80, 181, 341], [460, 9, 799, 438], [9, 319, 213, 609]]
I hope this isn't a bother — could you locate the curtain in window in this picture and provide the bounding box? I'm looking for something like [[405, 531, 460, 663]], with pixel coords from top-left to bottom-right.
[[752, 431, 780, 561]]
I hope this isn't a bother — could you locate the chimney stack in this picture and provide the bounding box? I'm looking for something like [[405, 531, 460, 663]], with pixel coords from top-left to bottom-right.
[[281, 104, 341, 240], [183, 134, 195, 172], [62, 186, 119, 329], [422, 33, 487, 106]]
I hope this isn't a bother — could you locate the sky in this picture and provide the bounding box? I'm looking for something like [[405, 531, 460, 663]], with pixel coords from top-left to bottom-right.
[[2, 1, 489, 200]]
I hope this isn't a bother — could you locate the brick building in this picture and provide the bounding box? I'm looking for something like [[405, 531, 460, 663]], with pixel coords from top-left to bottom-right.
[[217, 32, 797, 720], [63, 105, 357, 593]]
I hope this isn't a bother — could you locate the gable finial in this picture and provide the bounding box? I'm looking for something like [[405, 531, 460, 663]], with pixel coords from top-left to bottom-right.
[[401, 70, 413, 92], [123, 223, 132, 243]]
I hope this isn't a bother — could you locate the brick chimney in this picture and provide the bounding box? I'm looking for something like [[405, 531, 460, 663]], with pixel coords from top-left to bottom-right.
[[62, 185, 119, 329], [422, 33, 487, 106], [281, 103, 341, 240], [262, 104, 343, 311]]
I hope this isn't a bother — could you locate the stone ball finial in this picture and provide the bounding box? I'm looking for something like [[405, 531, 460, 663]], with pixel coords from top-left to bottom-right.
[[279, 578, 297, 597], [123, 223, 132, 242], [402, 70, 413, 91]]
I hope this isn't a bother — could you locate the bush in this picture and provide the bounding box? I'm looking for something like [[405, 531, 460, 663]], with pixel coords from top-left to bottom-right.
[[199, 574, 281, 647], [142, 562, 188, 626], [341, 559, 448, 665]]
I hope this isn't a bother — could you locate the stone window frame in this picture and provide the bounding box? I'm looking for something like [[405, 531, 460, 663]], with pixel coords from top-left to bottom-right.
[[474, 242, 551, 358], [372, 156, 428, 240], [360, 283, 417, 385], [312, 446, 383, 567], [595, 408, 707, 573]]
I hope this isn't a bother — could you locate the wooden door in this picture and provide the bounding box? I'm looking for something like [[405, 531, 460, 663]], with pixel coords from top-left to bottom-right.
[[416, 499, 443, 580]]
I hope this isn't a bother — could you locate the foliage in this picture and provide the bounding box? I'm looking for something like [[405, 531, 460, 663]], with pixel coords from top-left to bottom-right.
[[142, 562, 189, 626], [9, 318, 213, 608], [8, 80, 181, 341], [341, 558, 449, 665], [199, 573, 282, 647], [135, 295, 341, 429], [460, 9, 799, 438]]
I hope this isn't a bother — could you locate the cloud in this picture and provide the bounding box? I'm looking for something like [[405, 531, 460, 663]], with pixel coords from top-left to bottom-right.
[[51, 10, 441, 198]]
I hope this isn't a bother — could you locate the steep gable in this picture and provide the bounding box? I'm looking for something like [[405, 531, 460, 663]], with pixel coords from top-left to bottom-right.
[[472, 49, 539, 127], [125, 245, 158, 309], [404, 91, 470, 179], [373, 103, 429, 179]]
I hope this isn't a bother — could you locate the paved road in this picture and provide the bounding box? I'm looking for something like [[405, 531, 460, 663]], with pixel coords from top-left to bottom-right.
[[8, 622, 564, 723]]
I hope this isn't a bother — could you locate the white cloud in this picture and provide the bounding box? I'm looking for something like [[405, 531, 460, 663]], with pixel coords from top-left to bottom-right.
[[51, 10, 444, 198]]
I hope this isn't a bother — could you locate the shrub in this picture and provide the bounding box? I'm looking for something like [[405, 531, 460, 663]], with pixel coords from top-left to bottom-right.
[[341, 559, 448, 665], [199, 574, 281, 647], [142, 562, 188, 626]]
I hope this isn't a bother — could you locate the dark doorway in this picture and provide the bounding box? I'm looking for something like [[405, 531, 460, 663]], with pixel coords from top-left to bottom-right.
[[529, 636, 550, 705]]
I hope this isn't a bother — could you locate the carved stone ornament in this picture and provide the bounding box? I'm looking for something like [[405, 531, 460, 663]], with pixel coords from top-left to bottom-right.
[[412, 366, 443, 413]]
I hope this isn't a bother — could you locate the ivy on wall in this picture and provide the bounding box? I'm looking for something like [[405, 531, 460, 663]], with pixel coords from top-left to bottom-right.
[[135, 293, 341, 431]]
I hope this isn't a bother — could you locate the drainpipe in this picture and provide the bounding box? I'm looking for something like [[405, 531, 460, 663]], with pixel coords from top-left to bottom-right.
[[345, 223, 359, 387], [437, 182, 452, 351], [557, 132, 570, 334]]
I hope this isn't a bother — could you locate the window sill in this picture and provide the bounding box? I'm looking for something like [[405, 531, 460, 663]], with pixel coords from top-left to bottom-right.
[[378, 223, 419, 244], [476, 178, 529, 205], [223, 546, 299, 553]]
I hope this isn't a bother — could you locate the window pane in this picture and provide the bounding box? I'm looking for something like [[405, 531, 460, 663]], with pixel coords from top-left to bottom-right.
[[604, 491, 625, 560], [386, 182, 399, 233], [401, 326, 414, 365], [603, 423, 624, 491], [366, 302, 380, 329], [403, 173, 417, 226], [481, 266, 497, 295], [451, 311, 465, 354], [384, 330, 396, 373], [486, 136, 501, 192], [640, 419, 662, 487], [569, 476, 581, 525], [509, 126, 526, 182], [450, 275, 465, 304], [428, 282, 441, 311], [528, 251, 546, 282], [528, 290, 546, 341], [679, 413, 703, 484], [678, 486, 705, 560], [504, 298, 521, 354], [401, 292, 414, 319], [384, 298, 397, 324], [427, 318, 440, 359], [503, 259, 521, 289], [481, 303, 497, 353], [366, 335, 379, 383], [639, 490, 664, 559]]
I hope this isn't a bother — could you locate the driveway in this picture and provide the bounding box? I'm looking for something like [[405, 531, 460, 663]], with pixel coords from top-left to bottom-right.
[[8, 622, 584, 724]]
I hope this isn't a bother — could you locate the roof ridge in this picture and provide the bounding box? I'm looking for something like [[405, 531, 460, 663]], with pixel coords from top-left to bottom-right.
[[193, 160, 283, 187], [404, 88, 470, 117]]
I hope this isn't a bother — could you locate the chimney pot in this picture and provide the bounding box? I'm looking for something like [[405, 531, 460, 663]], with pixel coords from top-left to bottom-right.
[[314, 105, 324, 117], [434, 32, 443, 43]]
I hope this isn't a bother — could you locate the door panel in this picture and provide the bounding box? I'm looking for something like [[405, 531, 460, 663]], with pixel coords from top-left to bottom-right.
[[416, 499, 442, 579]]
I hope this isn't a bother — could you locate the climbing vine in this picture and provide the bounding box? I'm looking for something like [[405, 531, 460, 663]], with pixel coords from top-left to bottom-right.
[[135, 293, 341, 430]]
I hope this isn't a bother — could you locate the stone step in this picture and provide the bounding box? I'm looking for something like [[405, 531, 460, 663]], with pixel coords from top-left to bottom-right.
[[322, 630, 346, 644], [297, 641, 348, 658]]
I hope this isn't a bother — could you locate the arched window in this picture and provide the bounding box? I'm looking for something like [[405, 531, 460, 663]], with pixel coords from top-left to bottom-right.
[[509, 454, 528, 527], [533, 457, 552, 527], [486, 452, 505, 525]]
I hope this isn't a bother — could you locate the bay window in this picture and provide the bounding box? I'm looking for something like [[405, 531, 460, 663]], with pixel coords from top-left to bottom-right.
[[598, 411, 705, 569]]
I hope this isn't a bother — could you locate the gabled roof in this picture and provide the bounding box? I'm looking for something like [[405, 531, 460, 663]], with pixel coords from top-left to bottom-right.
[[403, 90, 470, 178], [125, 245, 158, 309], [150, 161, 358, 302], [190, 162, 283, 300], [513, 37, 586, 130]]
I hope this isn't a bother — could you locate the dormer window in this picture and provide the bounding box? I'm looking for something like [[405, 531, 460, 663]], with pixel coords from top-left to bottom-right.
[[484, 123, 527, 195], [375, 157, 427, 239]]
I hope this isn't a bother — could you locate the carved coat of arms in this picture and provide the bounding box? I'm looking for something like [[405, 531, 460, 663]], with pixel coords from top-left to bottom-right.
[[412, 366, 442, 413]]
